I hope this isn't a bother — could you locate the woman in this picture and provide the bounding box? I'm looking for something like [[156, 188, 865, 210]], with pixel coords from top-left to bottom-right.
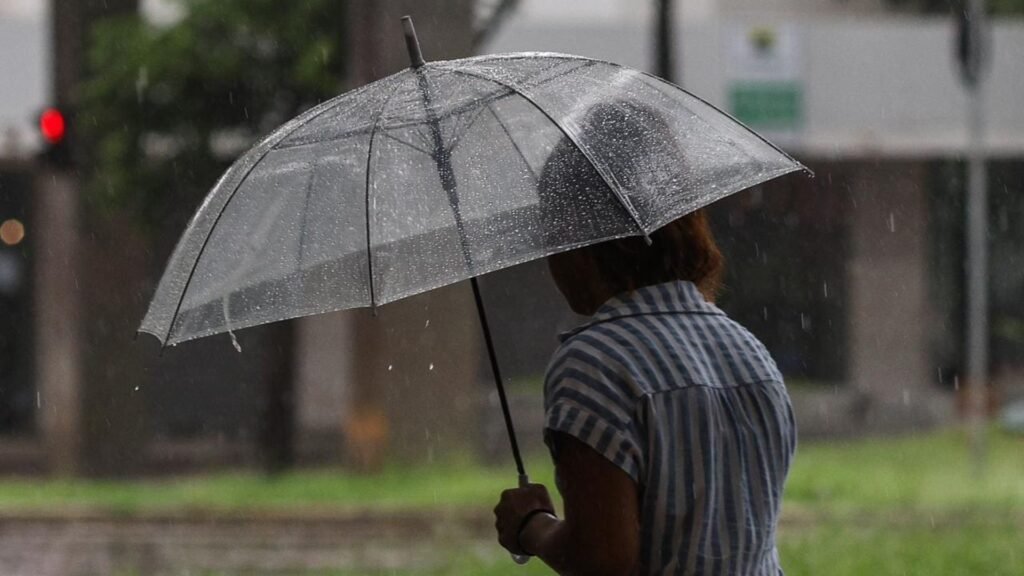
[[493, 102, 797, 575]]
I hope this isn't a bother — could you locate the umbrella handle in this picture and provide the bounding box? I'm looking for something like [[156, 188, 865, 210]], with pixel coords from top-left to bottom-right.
[[510, 473, 532, 565]]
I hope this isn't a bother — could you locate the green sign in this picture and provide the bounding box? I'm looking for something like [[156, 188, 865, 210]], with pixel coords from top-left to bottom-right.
[[729, 82, 802, 130]]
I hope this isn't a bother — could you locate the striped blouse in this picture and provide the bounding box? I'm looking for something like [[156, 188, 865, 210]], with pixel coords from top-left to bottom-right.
[[544, 280, 796, 575]]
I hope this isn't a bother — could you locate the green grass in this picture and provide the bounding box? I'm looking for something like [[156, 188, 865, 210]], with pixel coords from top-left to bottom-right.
[[1, 428, 1019, 515], [4, 430, 1024, 575], [0, 453, 557, 515], [779, 516, 1024, 576], [784, 429, 1024, 513]]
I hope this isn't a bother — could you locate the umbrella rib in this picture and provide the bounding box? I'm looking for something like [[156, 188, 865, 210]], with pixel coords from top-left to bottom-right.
[[379, 131, 433, 156], [273, 88, 518, 151], [485, 103, 539, 181], [628, 68, 810, 176], [159, 88, 381, 345], [296, 157, 320, 270], [446, 104, 490, 154], [439, 66, 650, 239], [362, 79, 407, 309]]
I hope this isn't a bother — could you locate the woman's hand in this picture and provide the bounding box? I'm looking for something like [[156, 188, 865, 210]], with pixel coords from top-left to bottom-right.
[[493, 434, 640, 575], [493, 483, 555, 555]]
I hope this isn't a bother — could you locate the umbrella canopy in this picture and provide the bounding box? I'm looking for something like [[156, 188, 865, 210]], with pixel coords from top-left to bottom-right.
[[140, 50, 804, 347]]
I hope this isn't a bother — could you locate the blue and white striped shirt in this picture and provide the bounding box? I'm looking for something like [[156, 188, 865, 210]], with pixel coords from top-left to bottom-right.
[[544, 280, 796, 575]]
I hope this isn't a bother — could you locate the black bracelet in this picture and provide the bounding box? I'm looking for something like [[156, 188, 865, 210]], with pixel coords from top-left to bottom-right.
[[516, 507, 556, 556]]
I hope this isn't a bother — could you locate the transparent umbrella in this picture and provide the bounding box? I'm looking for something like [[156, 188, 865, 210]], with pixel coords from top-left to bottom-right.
[[139, 16, 807, 507]]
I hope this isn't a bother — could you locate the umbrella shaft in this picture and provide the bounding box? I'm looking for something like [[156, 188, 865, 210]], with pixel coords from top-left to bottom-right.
[[415, 70, 475, 273], [471, 276, 526, 477]]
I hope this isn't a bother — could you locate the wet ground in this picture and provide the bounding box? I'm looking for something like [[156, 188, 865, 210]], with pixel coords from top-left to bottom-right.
[[0, 510, 493, 576]]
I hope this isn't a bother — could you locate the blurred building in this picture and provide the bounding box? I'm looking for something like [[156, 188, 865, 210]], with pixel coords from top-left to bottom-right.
[[0, 0, 516, 476], [0, 2, 49, 464], [3, 0, 1023, 477], [486, 0, 1024, 435]]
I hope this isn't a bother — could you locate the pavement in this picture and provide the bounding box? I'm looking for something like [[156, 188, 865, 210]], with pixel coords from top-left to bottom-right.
[[0, 509, 495, 576]]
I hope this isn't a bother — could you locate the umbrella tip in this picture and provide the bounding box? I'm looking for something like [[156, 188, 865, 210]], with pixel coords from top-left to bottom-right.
[[401, 16, 426, 69]]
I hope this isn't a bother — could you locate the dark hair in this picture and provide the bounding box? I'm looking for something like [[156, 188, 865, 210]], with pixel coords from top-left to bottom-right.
[[579, 211, 722, 299], [539, 100, 724, 299]]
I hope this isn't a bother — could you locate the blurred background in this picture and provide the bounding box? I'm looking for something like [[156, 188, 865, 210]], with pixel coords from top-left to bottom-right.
[[0, 0, 1022, 574]]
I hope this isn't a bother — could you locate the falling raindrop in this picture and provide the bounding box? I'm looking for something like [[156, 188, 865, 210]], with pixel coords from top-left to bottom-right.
[[822, 281, 829, 299], [428, 363, 434, 371], [425, 319, 431, 328], [229, 331, 242, 353], [762, 307, 769, 320], [902, 389, 911, 405], [888, 212, 896, 232], [134, 386, 140, 392], [387, 364, 393, 371], [135, 66, 148, 105], [954, 376, 960, 391]]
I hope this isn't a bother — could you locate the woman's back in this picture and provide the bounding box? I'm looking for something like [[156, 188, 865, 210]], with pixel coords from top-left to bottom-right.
[[544, 280, 796, 575]]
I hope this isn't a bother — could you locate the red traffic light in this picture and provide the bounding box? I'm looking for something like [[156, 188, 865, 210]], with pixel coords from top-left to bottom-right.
[[39, 108, 67, 144]]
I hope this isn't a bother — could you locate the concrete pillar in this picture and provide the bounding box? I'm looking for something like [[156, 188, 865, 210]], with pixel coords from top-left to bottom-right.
[[847, 161, 949, 429], [33, 171, 81, 475], [337, 0, 480, 469], [295, 313, 350, 462]]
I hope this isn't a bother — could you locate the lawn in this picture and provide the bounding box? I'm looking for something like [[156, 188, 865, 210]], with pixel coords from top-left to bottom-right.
[[4, 429, 1023, 575], [0, 454, 558, 514]]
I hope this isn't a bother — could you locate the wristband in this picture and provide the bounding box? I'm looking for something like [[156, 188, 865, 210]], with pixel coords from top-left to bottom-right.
[[515, 508, 556, 556]]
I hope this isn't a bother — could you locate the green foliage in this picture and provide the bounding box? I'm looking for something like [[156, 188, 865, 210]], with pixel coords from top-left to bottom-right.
[[80, 0, 348, 232], [884, 0, 1024, 15], [0, 453, 558, 513]]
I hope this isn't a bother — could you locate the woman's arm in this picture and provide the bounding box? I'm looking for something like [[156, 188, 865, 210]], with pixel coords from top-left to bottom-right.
[[494, 432, 641, 575]]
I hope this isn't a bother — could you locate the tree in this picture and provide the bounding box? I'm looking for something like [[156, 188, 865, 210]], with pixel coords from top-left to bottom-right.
[[82, 0, 348, 231], [80, 0, 349, 473]]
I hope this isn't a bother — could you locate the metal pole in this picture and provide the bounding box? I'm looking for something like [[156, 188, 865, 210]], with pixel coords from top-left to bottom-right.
[[655, 0, 677, 82], [963, 0, 989, 475]]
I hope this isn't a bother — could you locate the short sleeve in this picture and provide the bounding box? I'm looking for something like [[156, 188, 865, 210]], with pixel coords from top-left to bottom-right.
[[543, 340, 645, 483]]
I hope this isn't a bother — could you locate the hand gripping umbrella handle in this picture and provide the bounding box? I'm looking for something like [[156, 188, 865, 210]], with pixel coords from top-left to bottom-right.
[[511, 473, 531, 565]]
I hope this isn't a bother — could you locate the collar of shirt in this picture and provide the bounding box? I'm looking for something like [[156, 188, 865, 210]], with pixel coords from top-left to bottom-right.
[[558, 280, 724, 343]]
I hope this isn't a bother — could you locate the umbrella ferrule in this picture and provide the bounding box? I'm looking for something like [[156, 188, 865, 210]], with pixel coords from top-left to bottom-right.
[[401, 16, 426, 69]]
